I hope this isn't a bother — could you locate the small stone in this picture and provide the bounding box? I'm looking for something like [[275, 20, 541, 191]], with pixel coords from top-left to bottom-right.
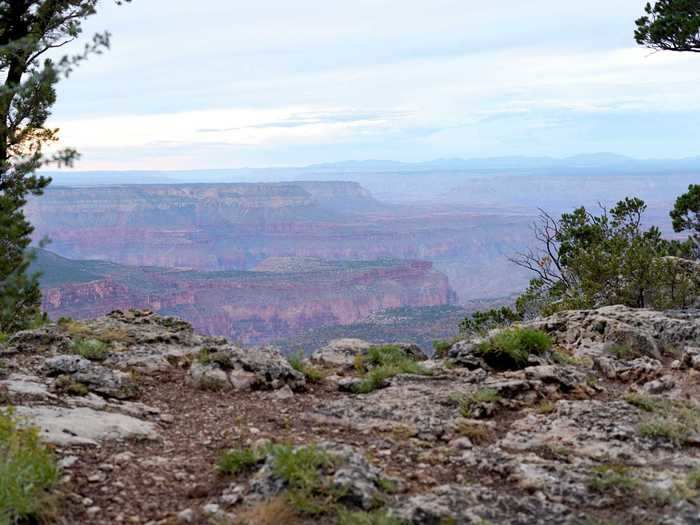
[[176, 509, 195, 523], [86, 506, 101, 517], [112, 451, 135, 464], [59, 455, 79, 469], [88, 472, 106, 483], [159, 414, 175, 423], [273, 384, 294, 400]]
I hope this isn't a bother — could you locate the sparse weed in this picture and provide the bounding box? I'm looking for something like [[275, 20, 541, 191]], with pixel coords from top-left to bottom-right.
[[0, 408, 60, 523], [453, 420, 494, 444], [337, 508, 405, 525], [537, 401, 557, 414], [459, 388, 501, 418], [288, 351, 324, 383], [639, 419, 688, 444], [587, 464, 639, 494], [551, 350, 581, 366]]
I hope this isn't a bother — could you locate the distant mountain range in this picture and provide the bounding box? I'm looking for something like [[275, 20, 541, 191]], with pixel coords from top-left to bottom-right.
[[42, 153, 700, 188]]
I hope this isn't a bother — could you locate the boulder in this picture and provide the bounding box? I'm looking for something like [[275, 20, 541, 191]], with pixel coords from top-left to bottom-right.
[[310, 338, 372, 368], [45, 354, 138, 400], [188, 345, 305, 391], [15, 405, 159, 446]]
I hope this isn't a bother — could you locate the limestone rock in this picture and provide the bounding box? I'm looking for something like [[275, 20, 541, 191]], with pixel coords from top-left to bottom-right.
[[15, 405, 158, 446], [45, 354, 138, 399], [310, 338, 372, 368]]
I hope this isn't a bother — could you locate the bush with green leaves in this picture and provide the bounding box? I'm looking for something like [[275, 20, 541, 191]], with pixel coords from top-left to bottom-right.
[[459, 306, 521, 336], [0, 409, 59, 524], [475, 328, 552, 370]]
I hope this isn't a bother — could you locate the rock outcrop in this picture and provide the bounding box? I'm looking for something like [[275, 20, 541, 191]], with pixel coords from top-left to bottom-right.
[[2, 305, 700, 525]]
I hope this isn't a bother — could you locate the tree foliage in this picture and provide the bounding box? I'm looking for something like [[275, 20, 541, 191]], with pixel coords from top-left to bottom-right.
[[635, 0, 700, 53], [671, 184, 700, 253], [0, 0, 128, 332], [460, 196, 698, 333]]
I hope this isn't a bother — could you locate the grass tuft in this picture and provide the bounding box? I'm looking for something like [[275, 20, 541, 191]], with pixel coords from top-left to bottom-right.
[[287, 351, 324, 383], [587, 464, 639, 494], [459, 388, 501, 418], [217, 446, 265, 475], [337, 509, 405, 525], [475, 328, 552, 370], [352, 346, 430, 394], [0, 408, 60, 524], [72, 338, 109, 362], [607, 344, 640, 360]]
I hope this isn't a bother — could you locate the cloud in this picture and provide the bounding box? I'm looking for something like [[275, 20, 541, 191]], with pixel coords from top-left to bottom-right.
[[46, 1, 700, 169]]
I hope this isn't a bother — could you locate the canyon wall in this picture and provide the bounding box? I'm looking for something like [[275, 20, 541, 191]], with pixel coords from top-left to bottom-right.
[[26, 182, 534, 300], [36, 252, 455, 345]]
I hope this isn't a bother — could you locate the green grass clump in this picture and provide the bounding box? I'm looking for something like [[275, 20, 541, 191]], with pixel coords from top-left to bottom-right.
[[287, 351, 324, 383], [267, 444, 337, 515], [217, 446, 265, 475], [72, 338, 109, 362], [624, 393, 660, 413], [338, 509, 405, 525], [639, 419, 688, 444], [475, 328, 552, 370], [551, 350, 581, 366], [432, 340, 453, 359], [0, 333, 8, 345], [587, 464, 639, 494], [459, 388, 501, 418], [607, 344, 640, 360], [352, 345, 430, 394], [0, 409, 60, 524]]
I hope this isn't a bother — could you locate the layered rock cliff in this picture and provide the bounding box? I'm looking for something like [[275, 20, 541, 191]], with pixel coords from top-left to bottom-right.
[[35, 251, 455, 344], [25, 182, 534, 300]]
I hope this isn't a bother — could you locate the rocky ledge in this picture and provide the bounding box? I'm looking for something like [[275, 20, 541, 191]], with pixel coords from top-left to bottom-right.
[[1, 305, 700, 524]]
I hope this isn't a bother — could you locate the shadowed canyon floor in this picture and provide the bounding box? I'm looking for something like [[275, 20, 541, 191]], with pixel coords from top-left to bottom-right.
[[2, 306, 700, 524]]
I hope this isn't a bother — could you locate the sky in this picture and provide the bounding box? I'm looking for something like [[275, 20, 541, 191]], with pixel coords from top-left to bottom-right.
[[47, 0, 700, 170]]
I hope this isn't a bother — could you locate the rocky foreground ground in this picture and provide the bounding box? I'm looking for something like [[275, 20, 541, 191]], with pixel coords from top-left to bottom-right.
[[2, 306, 700, 524]]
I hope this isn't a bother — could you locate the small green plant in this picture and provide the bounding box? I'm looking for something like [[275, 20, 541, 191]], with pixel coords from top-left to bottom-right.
[[55, 376, 90, 397], [72, 338, 109, 362], [537, 401, 557, 414], [287, 351, 324, 383], [217, 446, 265, 475], [639, 419, 688, 444], [0, 408, 60, 524], [475, 328, 552, 370], [338, 508, 405, 525], [352, 345, 430, 394], [432, 340, 452, 359], [453, 420, 494, 444], [0, 333, 8, 345], [607, 344, 640, 360], [588, 464, 639, 494], [267, 444, 337, 515], [459, 388, 501, 418], [624, 393, 660, 412], [687, 468, 700, 489], [551, 350, 580, 366]]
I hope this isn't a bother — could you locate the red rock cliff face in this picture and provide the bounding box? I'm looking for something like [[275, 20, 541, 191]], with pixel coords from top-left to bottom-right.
[[41, 260, 455, 345]]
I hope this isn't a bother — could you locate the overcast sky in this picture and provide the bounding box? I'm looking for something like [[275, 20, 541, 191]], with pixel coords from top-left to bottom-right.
[[48, 0, 700, 170]]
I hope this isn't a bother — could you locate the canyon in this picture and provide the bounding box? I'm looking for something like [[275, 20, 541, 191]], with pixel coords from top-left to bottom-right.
[[34, 250, 455, 345]]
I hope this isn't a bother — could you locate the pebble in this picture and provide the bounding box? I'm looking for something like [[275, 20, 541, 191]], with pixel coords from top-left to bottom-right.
[[86, 506, 101, 517], [176, 508, 195, 523], [59, 455, 79, 469]]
